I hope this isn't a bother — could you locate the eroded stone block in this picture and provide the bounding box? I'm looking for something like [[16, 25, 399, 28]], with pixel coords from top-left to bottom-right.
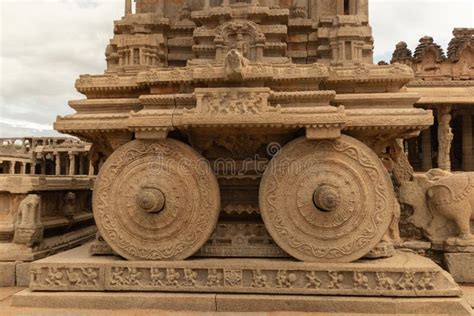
[[0, 262, 16, 287], [445, 253, 474, 284]]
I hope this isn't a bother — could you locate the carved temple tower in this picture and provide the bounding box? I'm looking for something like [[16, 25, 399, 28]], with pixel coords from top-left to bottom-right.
[[105, 0, 373, 72]]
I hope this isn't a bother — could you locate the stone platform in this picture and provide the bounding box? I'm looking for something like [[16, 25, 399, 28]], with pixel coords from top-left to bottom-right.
[[11, 290, 472, 314], [12, 244, 472, 314]]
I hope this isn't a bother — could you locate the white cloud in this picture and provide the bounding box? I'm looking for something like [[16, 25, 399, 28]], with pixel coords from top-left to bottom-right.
[[0, 0, 473, 137], [371, 0, 474, 62]]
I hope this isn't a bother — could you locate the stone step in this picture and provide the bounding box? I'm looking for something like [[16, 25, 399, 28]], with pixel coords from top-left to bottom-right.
[[12, 289, 473, 315]]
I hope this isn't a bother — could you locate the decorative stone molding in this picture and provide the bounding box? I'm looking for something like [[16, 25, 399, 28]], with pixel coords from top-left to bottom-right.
[[29, 251, 461, 297]]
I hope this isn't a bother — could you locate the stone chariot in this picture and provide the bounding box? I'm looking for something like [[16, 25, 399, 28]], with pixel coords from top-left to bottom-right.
[[55, 0, 433, 264]]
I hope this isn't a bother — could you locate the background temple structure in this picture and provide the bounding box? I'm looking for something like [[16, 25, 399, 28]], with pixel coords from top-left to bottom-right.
[[0, 138, 96, 286], [390, 28, 474, 172]]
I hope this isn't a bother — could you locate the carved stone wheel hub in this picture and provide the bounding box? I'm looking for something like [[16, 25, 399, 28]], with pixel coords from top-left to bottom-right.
[[259, 135, 395, 263], [313, 185, 340, 212], [137, 188, 165, 213], [93, 139, 220, 261]]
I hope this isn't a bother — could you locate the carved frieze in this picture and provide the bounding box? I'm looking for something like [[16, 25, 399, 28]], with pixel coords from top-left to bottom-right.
[[31, 266, 104, 291], [197, 221, 288, 258], [30, 255, 459, 297]]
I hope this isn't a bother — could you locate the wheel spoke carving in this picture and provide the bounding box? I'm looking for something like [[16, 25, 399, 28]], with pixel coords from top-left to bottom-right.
[[93, 139, 220, 260], [259, 135, 395, 262]]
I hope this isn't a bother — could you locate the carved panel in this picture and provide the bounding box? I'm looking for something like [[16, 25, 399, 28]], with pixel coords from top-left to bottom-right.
[[30, 258, 458, 297]]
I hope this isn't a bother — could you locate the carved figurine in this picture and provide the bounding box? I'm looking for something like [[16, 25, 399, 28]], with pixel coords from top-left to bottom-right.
[[13, 194, 43, 247], [375, 272, 395, 290], [63, 192, 77, 221], [353, 272, 369, 289], [399, 170, 474, 245], [328, 271, 344, 289], [305, 271, 322, 288], [251, 270, 268, 288], [225, 49, 249, 81], [183, 269, 198, 287]]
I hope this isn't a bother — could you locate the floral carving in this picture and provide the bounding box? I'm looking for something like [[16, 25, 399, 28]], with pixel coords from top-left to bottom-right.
[[224, 269, 243, 287]]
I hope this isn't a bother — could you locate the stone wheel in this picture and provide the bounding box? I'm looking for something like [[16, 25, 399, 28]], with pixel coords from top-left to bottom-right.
[[93, 139, 220, 261], [259, 135, 395, 263]]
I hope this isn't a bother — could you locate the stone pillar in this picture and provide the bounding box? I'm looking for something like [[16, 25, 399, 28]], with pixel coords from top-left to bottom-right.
[[357, 0, 369, 16], [79, 155, 85, 175], [421, 129, 433, 171], [462, 113, 473, 171], [41, 159, 46, 175], [9, 161, 16, 175], [88, 161, 95, 176], [222, 0, 230, 7], [65, 155, 70, 175], [336, 0, 344, 14], [68, 152, 76, 176], [203, 0, 210, 9], [30, 163, 37, 175], [437, 105, 453, 171], [125, 0, 132, 15], [20, 162, 26, 174], [55, 153, 61, 176], [156, 0, 165, 16], [215, 36, 224, 62]]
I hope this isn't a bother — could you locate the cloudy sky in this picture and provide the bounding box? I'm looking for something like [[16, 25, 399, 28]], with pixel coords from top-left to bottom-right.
[[0, 0, 473, 137]]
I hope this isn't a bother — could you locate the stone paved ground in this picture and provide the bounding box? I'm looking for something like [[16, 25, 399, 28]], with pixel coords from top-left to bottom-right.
[[1, 287, 473, 316]]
